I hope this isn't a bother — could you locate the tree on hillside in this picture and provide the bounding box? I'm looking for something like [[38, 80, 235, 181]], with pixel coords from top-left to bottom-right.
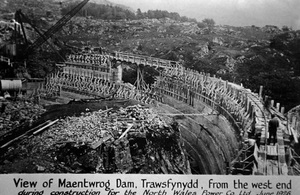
[[136, 9, 197, 22], [136, 8, 144, 19], [169, 12, 180, 21], [62, 3, 135, 21], [202, 18, 215, 27], [180, 16, 189, 22], [282, 25, 291, 32], [235, 49, 300, 111], [270, 31, 300, 76], [188, 18, 197, 23], [197, 22, 206, 28]]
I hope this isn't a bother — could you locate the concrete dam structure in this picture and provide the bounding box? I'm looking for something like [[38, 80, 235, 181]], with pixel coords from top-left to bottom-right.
[[43, 51, 299, 175]]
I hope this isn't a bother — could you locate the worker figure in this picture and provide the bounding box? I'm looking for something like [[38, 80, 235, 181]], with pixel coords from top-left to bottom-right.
[[268, 114, 279, 145]]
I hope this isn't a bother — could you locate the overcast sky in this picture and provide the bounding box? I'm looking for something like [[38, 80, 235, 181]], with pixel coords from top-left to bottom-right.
[[110, 0, 300, 29]]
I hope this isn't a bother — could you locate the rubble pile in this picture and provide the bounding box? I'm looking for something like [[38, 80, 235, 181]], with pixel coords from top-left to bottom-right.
[[0, 100, 46, 137], [0, 105, 191, 174]]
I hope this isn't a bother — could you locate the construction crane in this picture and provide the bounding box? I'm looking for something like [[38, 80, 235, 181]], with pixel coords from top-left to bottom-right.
[[8, 0, 89, 61], [25, 0, 89, 56], [14, 10, 65, 61]]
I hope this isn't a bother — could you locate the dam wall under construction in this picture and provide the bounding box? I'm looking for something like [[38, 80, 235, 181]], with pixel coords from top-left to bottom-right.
[[155, 97, 240, 174], [152, 68, 264, 174], [41, 52, 299, 175], [151, 66, 299, 175]]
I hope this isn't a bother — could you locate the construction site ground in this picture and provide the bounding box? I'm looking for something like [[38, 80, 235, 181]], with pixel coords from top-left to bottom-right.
[[0, 91, 191, 174]]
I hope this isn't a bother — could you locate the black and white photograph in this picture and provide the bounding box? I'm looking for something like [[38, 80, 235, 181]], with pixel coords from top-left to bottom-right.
[[0, 0, 300, 192]]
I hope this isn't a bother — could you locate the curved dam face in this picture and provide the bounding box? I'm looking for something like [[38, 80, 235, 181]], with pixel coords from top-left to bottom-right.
[[155, 96, 242, 174]]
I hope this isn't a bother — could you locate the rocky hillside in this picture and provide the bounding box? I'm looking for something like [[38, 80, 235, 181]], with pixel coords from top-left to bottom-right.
[[59, 17, 300, 110], [0, 0, 299, 111]]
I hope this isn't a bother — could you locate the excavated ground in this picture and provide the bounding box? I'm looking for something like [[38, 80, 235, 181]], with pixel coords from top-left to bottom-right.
[[0, 98, 191, 174], [0, 89, 241, 174]]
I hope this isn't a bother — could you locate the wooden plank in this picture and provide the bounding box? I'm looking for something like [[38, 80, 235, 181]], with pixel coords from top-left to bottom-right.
[[278, 155, 285, 164], [117, 124, 133, 141], [259, 145, 266, 158], [257, 159, 264, 175], [281, 163, 289, 175], [266, 145, 278, 160], [91, 139, 104, 149], [33, 119, 59, 135], [273, 145, 278, 155], [272, 145, 278, 155], [267, 161, 273, 175], [252, 163, 259, 175], [277, 131, 284, 144], [1, 133, 27, 149], [273, 164, 279, 175], [278, 146, 285, 155], [272, 161, 279, 175], [278, 144, 285, 150], [278, 153, 287, 175], [288, 167, 294, 175], [254, 144, 259, 162], [290, 127, 299, 143], [277, 139, 284, 146], [91, 134, 113, 149], [260, 127, 267, 144], [275, 126, 289, 175]]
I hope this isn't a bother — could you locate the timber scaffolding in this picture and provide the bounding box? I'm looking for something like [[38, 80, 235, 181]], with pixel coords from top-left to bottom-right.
[[38, 71, 157, 104], [112, 51, 182, 70], [0, 55, 12, 66], [41, 51, 299, 175], [150, 65, 299, 175]]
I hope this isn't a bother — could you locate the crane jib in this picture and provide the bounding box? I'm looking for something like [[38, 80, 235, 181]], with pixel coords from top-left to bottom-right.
[[19, 0, 89, 56]]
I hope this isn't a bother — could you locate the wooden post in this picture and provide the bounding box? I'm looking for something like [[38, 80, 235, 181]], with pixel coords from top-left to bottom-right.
[[270, 100, 274, 108], [58, 84, 61, 96], [280, 107, 285, 114], [259, 86, 263, 98], [228, 83, 232, 94], [241, 93, 246, 108], [292, 116, 296, 129], [248, 102, 252, 117], [234, 88, 238, 99], [251, 105, 256, 119], [276, 103, 280, 112]]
